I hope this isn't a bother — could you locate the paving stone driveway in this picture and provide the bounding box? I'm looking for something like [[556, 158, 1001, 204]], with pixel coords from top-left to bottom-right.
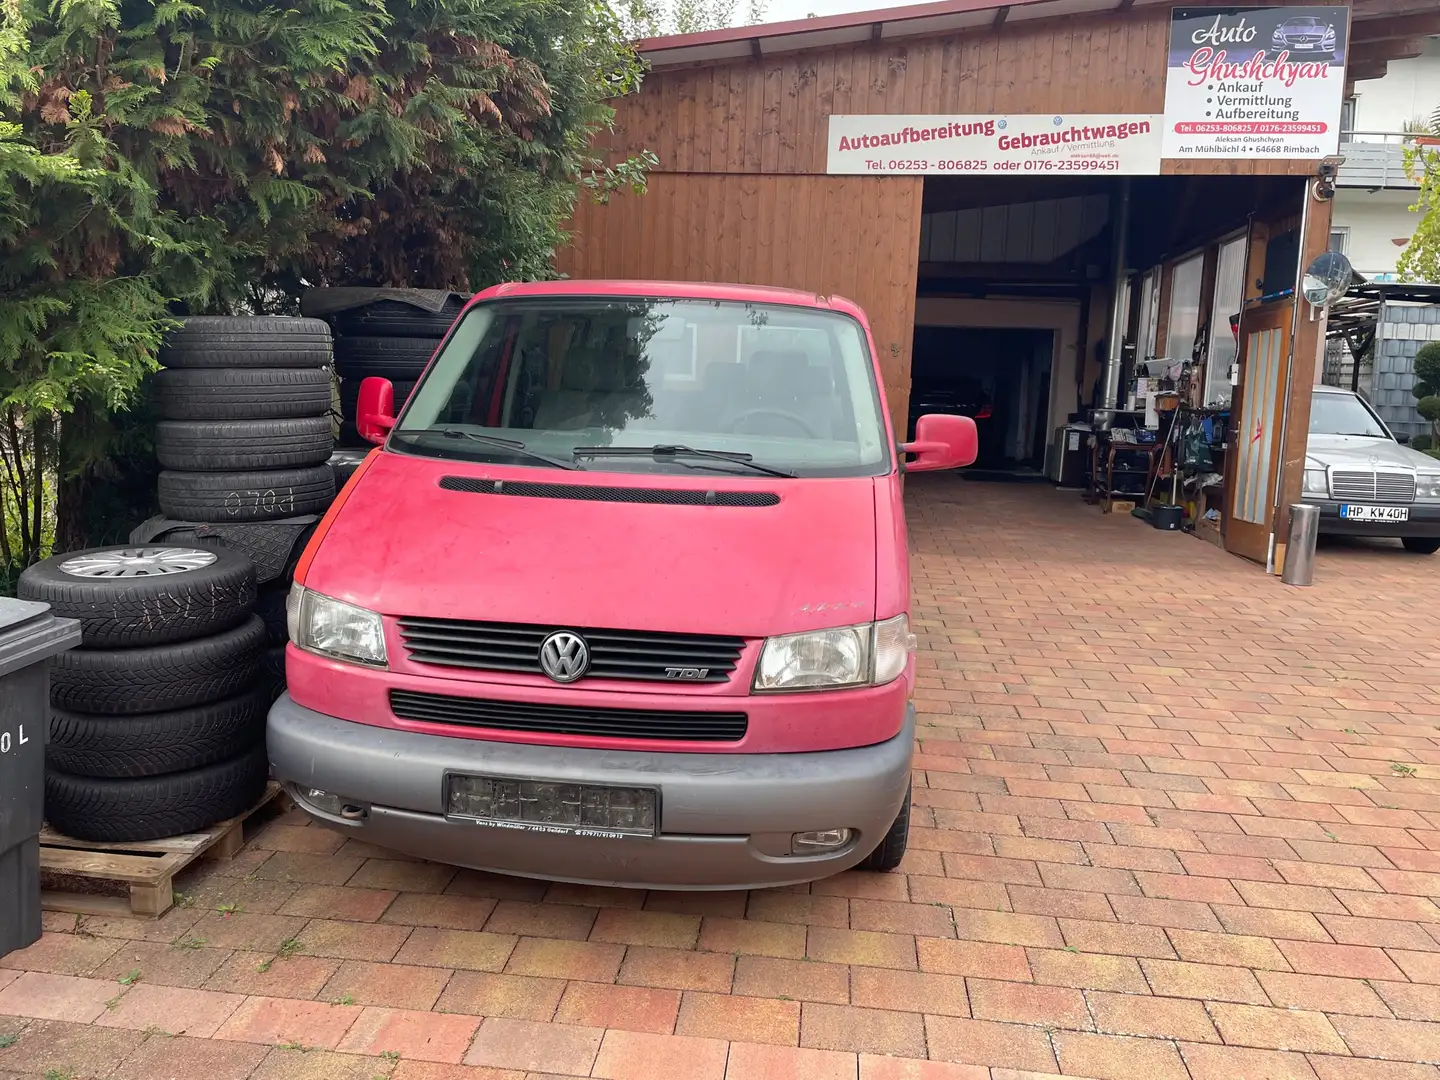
[[4, 477, 1440, 1080]]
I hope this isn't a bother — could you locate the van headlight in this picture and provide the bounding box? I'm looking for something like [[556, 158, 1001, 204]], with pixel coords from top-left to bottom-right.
[[754, 614, 915, 692], [1303, 469, 1328, 495], [286, 584, 388, 667]]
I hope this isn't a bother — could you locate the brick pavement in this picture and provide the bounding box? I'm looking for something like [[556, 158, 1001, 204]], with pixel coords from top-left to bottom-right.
[[5, 477, 1440, 1079]]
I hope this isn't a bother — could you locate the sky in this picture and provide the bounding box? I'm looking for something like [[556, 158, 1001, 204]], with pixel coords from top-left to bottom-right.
[[756, 0, 909, 26]]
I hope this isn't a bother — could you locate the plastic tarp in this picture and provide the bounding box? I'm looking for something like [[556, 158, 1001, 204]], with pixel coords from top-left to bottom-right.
[[300, 288, 466, 319], [129, 515, 319, 585]]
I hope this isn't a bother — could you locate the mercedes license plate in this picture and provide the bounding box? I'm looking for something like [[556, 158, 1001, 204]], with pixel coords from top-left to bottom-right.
[[446, 774, 657, 838], [1340, 504, 1409, 523]]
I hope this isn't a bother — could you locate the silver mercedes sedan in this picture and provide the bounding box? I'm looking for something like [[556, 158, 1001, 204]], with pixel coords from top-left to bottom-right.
[[1301, 385, 1440, 554]]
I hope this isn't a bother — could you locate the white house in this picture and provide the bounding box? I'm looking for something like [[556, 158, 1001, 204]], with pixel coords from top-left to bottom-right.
[[1334, 37, 1440, 281]]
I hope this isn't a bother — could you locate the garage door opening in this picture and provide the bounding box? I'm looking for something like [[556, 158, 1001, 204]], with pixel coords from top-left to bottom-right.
[[911, 174, 1310, 526], [910, 326, 1054, 475]]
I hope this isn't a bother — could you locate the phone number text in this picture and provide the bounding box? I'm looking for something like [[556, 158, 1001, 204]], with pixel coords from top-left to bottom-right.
[[857, 158, 1124, 172]]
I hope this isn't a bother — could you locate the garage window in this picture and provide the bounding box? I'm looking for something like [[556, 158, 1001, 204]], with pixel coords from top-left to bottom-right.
[[1203, 235, 1247, 406], [1164, 252, 1205, 364], [1135, 269, 1161, 361]]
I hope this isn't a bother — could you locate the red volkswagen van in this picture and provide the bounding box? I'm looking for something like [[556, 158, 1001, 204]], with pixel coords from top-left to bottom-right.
[[268, 280, 975, 889]]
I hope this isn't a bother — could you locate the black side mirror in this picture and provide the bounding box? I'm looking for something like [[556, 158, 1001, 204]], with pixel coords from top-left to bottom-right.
[[1397, 433, 1411, 445]]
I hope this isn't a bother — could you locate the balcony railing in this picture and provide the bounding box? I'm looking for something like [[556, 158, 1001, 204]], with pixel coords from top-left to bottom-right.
[[1335, 131, 1430, 189]]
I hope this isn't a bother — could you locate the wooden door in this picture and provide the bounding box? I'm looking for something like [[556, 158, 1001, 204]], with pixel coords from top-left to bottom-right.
[[1226, 301, 1293, 564]]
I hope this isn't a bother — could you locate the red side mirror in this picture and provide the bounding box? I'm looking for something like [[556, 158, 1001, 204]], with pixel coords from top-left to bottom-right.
[[356, 377, 396, 445], [901, 414, 978, 472]]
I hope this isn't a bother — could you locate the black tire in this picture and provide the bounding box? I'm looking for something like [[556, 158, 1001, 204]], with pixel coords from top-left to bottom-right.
[[154, 368, 333, 421], [856, 785, 911, 873], [49, 616, 266, 715], [48, 687, 268, 778], [45, 745, 270, 842], [160, 316, 331, 370], [156, 418, 333, 472], [255, 582, 290, 645], [17, 545, 256, 648], [329, 298, 463, 339], [158, 467, 336, 523], [1403, 537, 1440, 554], [259, 646, 288, 704], [333, 336, 438, 380]]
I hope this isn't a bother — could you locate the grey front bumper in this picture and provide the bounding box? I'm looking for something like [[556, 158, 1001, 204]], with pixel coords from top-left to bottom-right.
[[266, 695, 915, 890], [1303, 496, 1440, 538]]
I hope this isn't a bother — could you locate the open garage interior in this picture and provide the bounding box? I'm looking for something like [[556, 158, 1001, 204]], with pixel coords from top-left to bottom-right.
[[912, 173, 1309, 493], [910, 325, 1054, 471]]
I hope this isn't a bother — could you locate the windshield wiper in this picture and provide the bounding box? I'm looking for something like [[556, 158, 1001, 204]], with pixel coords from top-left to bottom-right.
[[409, 428, 582, 470], [572, 444, 796, 478]]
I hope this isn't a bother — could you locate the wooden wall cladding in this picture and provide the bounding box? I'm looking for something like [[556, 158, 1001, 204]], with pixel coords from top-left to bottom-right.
[[556, 173, 925, 431], [595, 6, 1326, 178]]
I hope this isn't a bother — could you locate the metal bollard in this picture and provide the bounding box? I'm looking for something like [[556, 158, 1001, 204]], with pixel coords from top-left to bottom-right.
[[1282, 503, 1320, 586]]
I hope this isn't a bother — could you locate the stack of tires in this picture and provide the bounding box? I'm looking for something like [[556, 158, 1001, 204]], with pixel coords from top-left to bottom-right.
[[302, 289, 464, 446], [17, 546, 271, 842], [146, 316, 340, 699], [154, 316, 338, 523]]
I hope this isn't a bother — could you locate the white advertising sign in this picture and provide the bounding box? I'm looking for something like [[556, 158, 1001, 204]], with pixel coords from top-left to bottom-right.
[[1162, 6, 1348, 159], [826, 115, 1164, 176]]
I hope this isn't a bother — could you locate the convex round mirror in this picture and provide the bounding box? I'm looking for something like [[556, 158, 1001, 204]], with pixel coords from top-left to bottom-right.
[[1302, 250, 1352, 308]]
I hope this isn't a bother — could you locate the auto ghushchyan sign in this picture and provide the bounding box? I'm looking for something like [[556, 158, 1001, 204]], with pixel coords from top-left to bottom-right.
[[1162, 6, 1348, 159]]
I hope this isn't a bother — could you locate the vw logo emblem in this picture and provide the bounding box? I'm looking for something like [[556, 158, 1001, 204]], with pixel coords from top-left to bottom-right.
[[539, 631, 590, 683]]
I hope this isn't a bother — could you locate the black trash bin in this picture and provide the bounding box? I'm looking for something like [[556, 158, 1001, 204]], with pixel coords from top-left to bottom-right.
[[0, 597, 81, 960]]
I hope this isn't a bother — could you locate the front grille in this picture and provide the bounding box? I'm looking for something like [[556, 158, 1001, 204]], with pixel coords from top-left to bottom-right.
[[439, 476, 779, 507], [390, 689, 748, 742], [1330, 470, 1415, 504], [397, 617, 747, 684]]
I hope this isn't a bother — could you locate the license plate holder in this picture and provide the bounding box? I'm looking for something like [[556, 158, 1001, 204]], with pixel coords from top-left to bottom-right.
[[444, 772, 659, 839], [1340, 504, 1410, 523]]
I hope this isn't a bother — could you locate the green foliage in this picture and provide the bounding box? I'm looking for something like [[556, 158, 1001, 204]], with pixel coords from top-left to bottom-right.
[[1399, 103, 1440, 284], [0, 0, 652, 570], [16, 0, 651, 298], [1411, 433, 1433, 451], [1413, 342, 1440, 400], [620, 0, 767, 38], [1417, 394, 1440, 445]]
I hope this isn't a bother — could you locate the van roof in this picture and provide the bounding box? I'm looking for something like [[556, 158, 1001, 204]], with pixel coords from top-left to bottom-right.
[[479, 279, 865, 318]]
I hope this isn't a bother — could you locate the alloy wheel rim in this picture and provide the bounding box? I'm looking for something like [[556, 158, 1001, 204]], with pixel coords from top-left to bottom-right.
[[59, 546, 218, 578]]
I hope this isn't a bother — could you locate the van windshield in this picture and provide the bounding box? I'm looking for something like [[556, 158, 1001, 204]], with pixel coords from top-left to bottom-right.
[[390, 297, 891, 477]]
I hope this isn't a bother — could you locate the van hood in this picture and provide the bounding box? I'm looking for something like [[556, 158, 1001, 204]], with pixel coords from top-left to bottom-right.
[[304, 452, 879, 637]]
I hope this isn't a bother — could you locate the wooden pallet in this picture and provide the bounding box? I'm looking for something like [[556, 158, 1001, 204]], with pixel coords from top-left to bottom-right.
[[39, 782, 285, 919]]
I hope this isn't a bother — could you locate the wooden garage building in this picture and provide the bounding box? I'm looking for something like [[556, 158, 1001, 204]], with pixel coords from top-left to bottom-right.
[[556, 0, 1438, 567]]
